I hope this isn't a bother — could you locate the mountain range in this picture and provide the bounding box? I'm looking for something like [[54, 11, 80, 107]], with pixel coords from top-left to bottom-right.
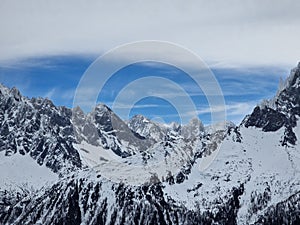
[[0, 63, 299, 224]]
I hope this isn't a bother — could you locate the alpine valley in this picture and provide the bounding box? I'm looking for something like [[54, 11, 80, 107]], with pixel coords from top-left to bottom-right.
[[0, 63, 300, 225]]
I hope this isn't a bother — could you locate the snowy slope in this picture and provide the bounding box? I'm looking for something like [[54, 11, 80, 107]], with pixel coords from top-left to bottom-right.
[[164, 122, 300, 223], [0, 151, 57, 190]]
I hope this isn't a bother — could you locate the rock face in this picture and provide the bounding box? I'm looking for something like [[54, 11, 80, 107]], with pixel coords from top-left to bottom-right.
[[0, 84, 81, 174], [75, 104, 152, 158], [244, 63, 300, 146], [180, 117, 205, 140], [128, 114, 168, 143], [255, 191, 300, 225], [0, 63, 300, 225], [0, 85, 152, 175]]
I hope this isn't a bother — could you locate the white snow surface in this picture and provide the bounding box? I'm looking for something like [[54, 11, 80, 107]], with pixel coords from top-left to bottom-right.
[[0, 151, 58, 191], [75, 138, 202, 186]]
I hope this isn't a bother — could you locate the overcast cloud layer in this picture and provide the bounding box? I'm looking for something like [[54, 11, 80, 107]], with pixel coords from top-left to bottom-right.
[[0, 0, 300, 67]]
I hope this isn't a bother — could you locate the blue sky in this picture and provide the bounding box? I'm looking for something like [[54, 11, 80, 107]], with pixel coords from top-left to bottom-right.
[[0, 55, 290, 125], [0, 1, 298, 125]]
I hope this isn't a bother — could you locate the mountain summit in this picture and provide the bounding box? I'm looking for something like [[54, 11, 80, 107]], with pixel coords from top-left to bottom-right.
[[245, 63, 300, 146]]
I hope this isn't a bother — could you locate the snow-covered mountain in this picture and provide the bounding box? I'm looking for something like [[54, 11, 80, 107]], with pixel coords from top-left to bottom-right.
[[74, 104, 152, 158], [0, 63, 300, 224], [128, 114, 168, 142], [0, 84, 82, 175]]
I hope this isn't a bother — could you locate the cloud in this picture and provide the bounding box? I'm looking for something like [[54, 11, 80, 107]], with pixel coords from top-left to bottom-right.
[[111, 103, 170, 110], [194, 101, 258, 124], [60, 89, 76, 101], [198, 101, 257, 116], [143, 100, 256, 125], [44, 88, 56, 99], [0, 0, 299, 67], [226, 102, 257, 116], [41, 87, 76, 106]]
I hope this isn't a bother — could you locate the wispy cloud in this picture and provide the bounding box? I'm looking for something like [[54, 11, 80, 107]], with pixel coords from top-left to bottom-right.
[[195, 101, 258, 125], [111, 103, 170, 110], [42, 87, 77, 107], [226, 102, 257, 117], [44, 88, 56, 99], [60, 89, 75, 100], [142, 99, 256, 125], [0, 1, 299, 66], [0, 73, 31, 94]]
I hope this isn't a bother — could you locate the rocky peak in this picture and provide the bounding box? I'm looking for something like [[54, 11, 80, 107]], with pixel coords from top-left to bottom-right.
[[72, 106, 85, 119], [180, 117, 205, 139], [94, 103, 112, 114], [0, 83, 10, 96], [92, 105, 117, 132], [9, 87, 21, 101], [205, 121, 236, 134], [169, 121, 181, 132], [130, 114, 150, 123], [0, 85, 82, 174], [244, 63, 300, 145], [128, 114, 167, 142], [274, 63, 300, 116]]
